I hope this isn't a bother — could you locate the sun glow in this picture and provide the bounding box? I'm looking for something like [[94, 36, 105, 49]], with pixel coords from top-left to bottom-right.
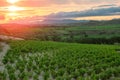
[[6, 13, 18, 20], [6, 6, 24, 21], [8, 6, 24, 12], [7, 0, 19, 4]]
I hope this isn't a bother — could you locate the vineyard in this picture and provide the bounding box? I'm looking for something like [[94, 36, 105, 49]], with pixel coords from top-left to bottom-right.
[[0, 44, 2, 51], [0, 40, 120, 80]]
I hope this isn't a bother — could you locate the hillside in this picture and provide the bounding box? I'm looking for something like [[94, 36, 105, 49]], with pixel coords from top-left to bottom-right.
[[0, 40, 120, 80], [0, 19, 120, 44]]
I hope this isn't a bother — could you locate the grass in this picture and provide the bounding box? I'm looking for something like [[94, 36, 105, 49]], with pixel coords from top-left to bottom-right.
[[0, 40, 120, 80]]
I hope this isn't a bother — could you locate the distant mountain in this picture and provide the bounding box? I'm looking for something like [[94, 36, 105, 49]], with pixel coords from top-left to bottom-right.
[[5, 18, 89, 26], [1, 18, 120, 27], [41, 19, 89, 25]]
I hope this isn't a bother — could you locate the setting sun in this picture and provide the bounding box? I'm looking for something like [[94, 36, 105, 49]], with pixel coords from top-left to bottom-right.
[[7, 0, 19, 4]]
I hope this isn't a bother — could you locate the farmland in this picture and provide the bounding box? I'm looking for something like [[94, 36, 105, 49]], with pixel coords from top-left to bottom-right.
[[0, 19, 120, 80], [0, 21, 120, 44], [0, 40, 120, 80], [0, 44, 2, 51], [0, 0, 120, 79]]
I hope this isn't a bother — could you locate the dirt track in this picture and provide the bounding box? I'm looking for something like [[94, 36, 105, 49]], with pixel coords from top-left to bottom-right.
[[0, 35, 24, 40], [0, 42, 10, 72]]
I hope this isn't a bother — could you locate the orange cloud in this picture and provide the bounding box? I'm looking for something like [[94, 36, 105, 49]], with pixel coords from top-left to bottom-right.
[[0, 15, 4, 20], [0, 0, 120, 23]]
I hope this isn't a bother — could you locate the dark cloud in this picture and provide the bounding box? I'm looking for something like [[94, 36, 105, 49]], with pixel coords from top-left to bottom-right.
[[92, 4, 117, 9], [45, 6, 120, 19], [97, 4, 116, 7]]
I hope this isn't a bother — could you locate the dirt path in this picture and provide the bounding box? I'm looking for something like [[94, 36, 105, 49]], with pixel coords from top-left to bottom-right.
[[0, 35, 24, 40], [0, 42, 10, 72]]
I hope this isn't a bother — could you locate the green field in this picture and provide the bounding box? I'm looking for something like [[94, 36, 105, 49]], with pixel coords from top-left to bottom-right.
[[0, 40, 120, 80], [56, 24, 120, 38], [0, 23, 120, 44], [64, 24, 120, 30]]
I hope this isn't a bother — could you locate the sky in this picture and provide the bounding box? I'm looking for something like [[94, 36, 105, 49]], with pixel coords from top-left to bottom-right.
[[0, 0, 120, 23]]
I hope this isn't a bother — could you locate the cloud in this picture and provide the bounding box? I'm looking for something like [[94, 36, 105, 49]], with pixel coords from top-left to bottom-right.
[[45, 5, 120, 19], [20, 0, 120, 7], [0, 15, 4, 20], [92, 4, 117, 9], [0, 0, 120, 22], [0, 0, 119, 7]]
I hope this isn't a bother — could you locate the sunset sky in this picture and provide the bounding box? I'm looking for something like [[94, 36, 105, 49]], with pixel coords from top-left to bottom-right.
[[0, 0, 120, 23]]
